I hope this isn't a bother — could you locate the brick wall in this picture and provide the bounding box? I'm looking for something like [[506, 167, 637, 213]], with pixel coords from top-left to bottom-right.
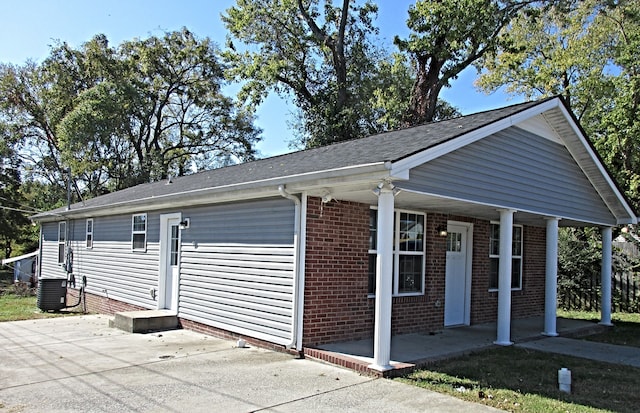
[[303, 197, 374, 346], [470, 222, 546, 324], [302, 197, 548, 346]]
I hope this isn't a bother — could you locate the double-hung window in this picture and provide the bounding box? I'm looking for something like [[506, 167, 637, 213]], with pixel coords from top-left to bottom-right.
[[58, 222, 66, 264], [489, 222, 523, 290], [85, 219, 94, 249], [368, 209, 425, 296], [131, 214, 147, 251]]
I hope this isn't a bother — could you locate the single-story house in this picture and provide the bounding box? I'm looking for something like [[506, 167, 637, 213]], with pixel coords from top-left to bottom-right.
[[2, 250, 38, 286], [32, 96, 638, 371]]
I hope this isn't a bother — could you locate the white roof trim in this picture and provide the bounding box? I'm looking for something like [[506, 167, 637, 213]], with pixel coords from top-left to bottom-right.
[[2, 250, 38, 265], [554, 103, 638, 224]]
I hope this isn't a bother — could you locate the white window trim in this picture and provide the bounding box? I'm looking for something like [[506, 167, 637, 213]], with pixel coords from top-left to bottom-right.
[[58, 222, 66, 265], [85, 218, 94, 249], [131, 213, 147, 252], [488, 221, 523, 292], [369, 207, 426, 298]]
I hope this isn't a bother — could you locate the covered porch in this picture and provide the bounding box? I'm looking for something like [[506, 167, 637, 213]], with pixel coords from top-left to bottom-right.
[[304, 316, 608, 377]]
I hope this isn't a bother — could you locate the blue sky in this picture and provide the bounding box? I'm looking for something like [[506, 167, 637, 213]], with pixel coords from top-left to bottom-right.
[[0, 0, 520, 158]]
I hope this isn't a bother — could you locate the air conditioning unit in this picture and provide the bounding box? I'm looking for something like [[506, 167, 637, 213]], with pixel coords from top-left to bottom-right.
[[37, 278, 67, 311]]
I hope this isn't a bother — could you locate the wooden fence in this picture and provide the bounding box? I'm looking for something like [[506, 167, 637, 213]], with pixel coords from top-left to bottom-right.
[[559, 271, 640, 312]]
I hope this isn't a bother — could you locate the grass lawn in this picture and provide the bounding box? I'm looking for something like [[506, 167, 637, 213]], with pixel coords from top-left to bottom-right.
[[558, 309, 640, 348], [0, 268, 83, 322], [398, 346, 640, 412], [397, 310, 640, 413]]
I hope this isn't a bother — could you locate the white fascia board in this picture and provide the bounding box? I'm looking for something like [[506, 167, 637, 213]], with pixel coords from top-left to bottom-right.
[[555, 103, 638, 225], [391, 98, 561, 177], [2, 250, 39, 265], [34, 162, 389, 222]]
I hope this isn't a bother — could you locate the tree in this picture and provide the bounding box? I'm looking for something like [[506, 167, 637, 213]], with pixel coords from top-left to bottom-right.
[[1, 29, 261, 199], [223, 0, 385, 148], [0, 125, 29, 259], [395, 0, 537, 125]]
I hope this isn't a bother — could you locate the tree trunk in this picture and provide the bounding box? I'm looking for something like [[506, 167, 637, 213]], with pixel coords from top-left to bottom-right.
[[406, 55, 444, 126]]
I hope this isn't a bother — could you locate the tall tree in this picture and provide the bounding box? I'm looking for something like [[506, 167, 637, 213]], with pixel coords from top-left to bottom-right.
[[222, 0, 383, 148], [395, 0, 537, 125], [0, 125, 29, 259], [1, 29, 261, 199]]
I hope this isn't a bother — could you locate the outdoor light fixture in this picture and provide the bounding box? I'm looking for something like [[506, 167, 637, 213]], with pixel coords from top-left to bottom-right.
[[179, 218, 190, 229], [437, 226, 448, 237]]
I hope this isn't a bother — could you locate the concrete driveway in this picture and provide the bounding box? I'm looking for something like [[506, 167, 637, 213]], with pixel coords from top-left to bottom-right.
[[0, 315, 500, 413]]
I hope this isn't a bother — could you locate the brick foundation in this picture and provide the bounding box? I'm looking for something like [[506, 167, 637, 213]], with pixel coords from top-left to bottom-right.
[[76, 290, 147, 315]]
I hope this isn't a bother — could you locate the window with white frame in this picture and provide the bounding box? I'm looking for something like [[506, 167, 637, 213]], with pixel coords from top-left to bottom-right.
[[489, 223, 523, 290], [58, 222, 66, 264], [85, 219, 93, 249], [368, 209, 425, 295], [131, 214, 147, 251]]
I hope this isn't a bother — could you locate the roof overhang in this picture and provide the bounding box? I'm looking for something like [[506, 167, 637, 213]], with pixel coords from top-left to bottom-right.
[[33, 162, 394, 222]]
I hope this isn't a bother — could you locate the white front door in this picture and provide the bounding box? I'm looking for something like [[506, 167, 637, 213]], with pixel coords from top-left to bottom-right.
[[445, 222, 472, 326], [159, 214, 181, 312]]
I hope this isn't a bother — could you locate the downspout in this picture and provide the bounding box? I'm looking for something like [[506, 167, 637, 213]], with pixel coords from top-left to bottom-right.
[[37, 224, 43, 280], [278, 185, 304, 351]]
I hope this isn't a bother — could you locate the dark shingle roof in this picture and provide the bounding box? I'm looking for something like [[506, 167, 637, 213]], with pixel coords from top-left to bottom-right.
[[36, 99, 546, 216]]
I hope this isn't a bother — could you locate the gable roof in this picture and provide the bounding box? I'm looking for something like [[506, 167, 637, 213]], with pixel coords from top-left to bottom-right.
[[33, 97, 637, 224]]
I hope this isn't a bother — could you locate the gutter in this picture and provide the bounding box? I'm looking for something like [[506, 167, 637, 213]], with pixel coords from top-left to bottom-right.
[[278, 185, 305, 351]]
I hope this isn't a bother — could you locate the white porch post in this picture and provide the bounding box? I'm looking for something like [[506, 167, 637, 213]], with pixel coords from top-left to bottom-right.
[[495, 209, 515, 346], [600, 227, 613, 326], [543, 217, 560, 336], [369, 183, 395, 371]]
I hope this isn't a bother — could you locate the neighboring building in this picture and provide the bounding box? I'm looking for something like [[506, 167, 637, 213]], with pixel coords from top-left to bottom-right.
[[32, 97, 637, 371], [2, 250, 38, 286]]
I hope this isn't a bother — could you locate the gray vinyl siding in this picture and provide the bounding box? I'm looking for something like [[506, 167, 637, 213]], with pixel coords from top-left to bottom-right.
[[398, 126, 614, 224], [40, 198, 297, 345], [40, 222, 67, 279], [40, 215, 161, 309], [178, 198, 296, 345], [181, 198, 294, 245]]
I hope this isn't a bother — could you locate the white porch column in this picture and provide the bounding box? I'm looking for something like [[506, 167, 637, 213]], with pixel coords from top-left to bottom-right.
[[600, 227, 613, 326], [369, 183, 395, 371], [495, 209, 515, 346], [543, 217, 560, 336]]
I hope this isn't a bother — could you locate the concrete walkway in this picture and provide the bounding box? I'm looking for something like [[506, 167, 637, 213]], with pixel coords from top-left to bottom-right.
[[517, 337, 640, 368], [0, 315, 501, 413]]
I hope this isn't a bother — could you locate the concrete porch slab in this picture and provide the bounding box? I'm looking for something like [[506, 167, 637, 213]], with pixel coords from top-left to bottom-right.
[[305, 316, 608, 377], [109, 309, 179, 333]]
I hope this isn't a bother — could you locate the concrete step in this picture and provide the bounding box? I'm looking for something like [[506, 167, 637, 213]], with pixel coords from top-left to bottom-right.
[[109, 310, 179, 333]]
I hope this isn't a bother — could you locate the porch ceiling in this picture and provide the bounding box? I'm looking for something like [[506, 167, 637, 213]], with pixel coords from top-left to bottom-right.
[[312, 186, 597, 228]]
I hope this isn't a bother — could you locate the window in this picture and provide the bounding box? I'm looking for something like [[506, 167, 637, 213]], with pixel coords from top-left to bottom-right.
[[85, 219, 94, 249], [170, 224, 179, 266], [489, 223, 523, 290], [131, 214, 147, 251], [58, 222, 66, 264], [368, 209, 425, 296]]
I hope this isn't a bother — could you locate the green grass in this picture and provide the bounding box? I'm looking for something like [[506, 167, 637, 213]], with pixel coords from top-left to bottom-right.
[[558, 309, 640, 348], [397, 310, 640, 412], [398, 347, 640, 412], [0, 268, 84, 322]]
